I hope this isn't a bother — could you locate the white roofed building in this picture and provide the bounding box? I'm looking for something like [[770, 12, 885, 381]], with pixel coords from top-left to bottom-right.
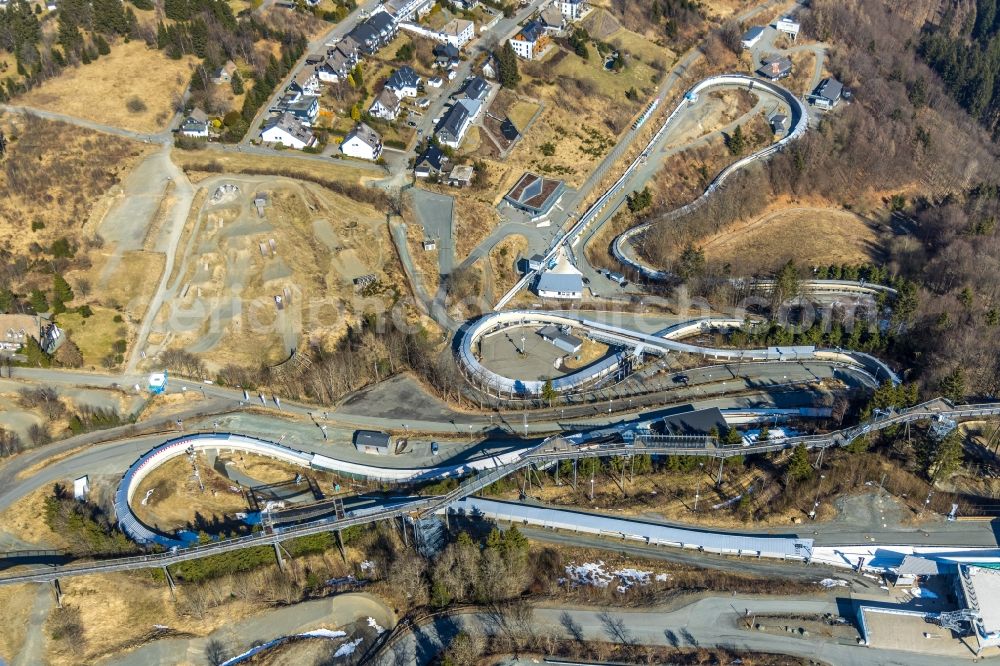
[[535, 246, 583, 299], [957, 565, 1000, 652], [260, 112, 316, 150], [774, 16, 800, 39]]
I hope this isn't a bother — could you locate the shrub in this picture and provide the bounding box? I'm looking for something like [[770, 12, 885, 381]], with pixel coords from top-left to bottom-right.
[[126, 97, 147, 113]]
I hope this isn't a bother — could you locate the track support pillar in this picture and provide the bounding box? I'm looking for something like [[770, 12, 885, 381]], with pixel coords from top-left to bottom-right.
[[717, 458, 725, 486], [163, 566, 177, 601], [273, 542, 285, 570], [52, 579, 63, 609], [335, 529, 347, 563]]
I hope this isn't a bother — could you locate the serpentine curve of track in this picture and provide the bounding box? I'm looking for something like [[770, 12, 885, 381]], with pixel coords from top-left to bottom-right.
[[458, 311, 899, 397], [115, 433, 527, 548], [610, 75, 808, 282]]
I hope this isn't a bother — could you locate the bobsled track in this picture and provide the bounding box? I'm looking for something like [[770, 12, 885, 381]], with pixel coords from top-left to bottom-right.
[[495, 74, 809, 311], [2, 399, 1000, 585], [458, 310, 899, 397], [115, 432, 529, 548], [608, 74, 809, 284]]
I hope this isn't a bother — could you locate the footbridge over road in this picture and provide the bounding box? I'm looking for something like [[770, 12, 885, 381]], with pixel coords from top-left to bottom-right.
[[458, 310, 900, 397], [1, 399, 997, 586]]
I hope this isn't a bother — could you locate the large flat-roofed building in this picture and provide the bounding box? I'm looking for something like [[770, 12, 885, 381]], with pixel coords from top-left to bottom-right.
[[957, 565, 1000, 651], [536, 272, 583, 299], [503, 172, 565, 219], [534, 246, 582, 299]]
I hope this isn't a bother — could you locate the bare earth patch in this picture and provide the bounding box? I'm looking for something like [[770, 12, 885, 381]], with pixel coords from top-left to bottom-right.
[[20, 41, 196, 133]]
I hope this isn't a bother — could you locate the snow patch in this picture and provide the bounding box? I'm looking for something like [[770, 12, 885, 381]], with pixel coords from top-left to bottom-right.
[[818, 578, 849, 588], [562, 561, 665, 591], [360, 560, 375, 572], [333, 637, 364, 658], [219, 629, 352, 665], [300, 629, 347, 639], [367, 617, 385, 634], [911, 586, 939, 599]]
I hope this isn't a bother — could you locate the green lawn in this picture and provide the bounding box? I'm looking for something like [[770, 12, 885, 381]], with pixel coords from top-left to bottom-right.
[[57, 307, 128, 367], [605, 26, 676, 68], [550, 46, 660, 102]]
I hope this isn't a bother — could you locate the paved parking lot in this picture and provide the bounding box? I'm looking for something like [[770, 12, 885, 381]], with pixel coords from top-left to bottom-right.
[[478, 326, 570, 381]]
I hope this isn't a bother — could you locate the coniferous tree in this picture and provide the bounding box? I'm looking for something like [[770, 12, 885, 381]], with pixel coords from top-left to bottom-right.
[[497, 41, 520, 88]]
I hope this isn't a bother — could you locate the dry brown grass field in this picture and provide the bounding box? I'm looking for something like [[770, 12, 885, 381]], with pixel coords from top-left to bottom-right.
[[173, 150, 377, 186], [404, 213, 441, 296], [20, 42, 196, 133], [696, 206, 881, 271], [0, 483, 68, 548], [453, 195, 503, 260], [0, 584, 34, 663], [54, 306, 131, 367], [0, 115, 149, 252], [130, 455, 250, 533], [488, 233, 528, 298]]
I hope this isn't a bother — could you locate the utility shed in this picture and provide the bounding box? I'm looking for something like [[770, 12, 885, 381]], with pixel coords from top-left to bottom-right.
[[537, 325, 583, 353], [353, 430, 392, 455]]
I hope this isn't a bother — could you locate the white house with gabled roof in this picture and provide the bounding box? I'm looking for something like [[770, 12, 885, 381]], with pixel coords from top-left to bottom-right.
[[341, 122, 383, 161]]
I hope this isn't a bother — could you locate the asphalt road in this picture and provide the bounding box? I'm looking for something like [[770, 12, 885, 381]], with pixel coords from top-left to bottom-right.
[[5, 354, 871, 430], [387, 594, 949, 666]]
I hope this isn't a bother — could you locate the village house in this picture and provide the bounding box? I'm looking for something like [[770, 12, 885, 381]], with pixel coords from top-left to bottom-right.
[[385, 65, 422, 97], [341, 122, 383, 160], [370, 88, 402, 121], [211, 60, 237, 85], [260, 112, 317, 150], [509, 20, 549, 60]]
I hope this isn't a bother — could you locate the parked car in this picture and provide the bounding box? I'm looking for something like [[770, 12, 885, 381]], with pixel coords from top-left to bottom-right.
[[431, 442, 439, 455], [447, 69, 458, 80], [407, 120, 417, 127], [672, 374, 689, 384]]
